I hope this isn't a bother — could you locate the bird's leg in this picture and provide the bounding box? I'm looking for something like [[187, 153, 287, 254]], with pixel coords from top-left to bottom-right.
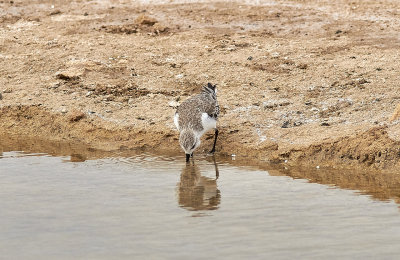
[[209, 129, 219, 154], [191, 153, 193, 157], [213, 155, 219, 179], [185, 154, 190, 163]]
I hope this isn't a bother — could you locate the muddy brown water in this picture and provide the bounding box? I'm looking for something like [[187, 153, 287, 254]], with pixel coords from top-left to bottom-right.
[[1, 136, 400, 259]]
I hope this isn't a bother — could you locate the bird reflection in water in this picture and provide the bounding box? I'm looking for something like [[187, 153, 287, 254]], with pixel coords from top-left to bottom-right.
[[177, 158, 221, 211]]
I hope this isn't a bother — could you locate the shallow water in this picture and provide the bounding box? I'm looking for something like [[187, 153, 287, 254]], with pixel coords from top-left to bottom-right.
[[1, 145, 400, 259]]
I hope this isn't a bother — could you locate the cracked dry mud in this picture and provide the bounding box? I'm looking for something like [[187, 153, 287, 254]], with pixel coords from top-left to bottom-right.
[[1, 0, 400, 172]]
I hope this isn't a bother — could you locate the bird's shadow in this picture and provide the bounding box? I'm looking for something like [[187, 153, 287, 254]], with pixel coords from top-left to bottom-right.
[[177, 156, 221, 211]]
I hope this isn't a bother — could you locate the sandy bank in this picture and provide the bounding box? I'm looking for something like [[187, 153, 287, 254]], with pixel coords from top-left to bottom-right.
[[1, 0, 400, 171]]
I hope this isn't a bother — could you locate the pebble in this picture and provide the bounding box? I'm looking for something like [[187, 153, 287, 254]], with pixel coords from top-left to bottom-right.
[[50, 82, 60, 89], [55, 69, 82, 81], [281, 121, 290, 128], [68, 110, 86, 122], [263, 99, 291, 109], [271, 52, 280, 58], [61, 107, 68, 114]]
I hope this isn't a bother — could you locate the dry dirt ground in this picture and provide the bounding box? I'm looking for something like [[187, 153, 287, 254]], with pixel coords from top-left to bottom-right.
[[1, 0, 400, 172]]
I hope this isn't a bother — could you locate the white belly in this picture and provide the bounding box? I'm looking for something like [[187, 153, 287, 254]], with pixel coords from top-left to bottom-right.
[[174, 113, 180, 130], [200, 113, 217, 135]]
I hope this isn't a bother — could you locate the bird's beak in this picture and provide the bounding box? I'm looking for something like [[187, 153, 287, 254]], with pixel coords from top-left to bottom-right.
[[186, 154, 190, 162]]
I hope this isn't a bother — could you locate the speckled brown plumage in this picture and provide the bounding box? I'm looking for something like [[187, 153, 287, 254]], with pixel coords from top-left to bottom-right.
[[176, 84, 219, 132]]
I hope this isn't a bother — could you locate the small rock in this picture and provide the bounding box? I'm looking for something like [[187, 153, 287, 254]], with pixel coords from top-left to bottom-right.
[[297, 63, 308, 69], [50, 82, 60, 89], [316, 166, 320, 169], [247, 56, 253, 61], [263, 99, 291, 109], [130, 68, 138, 77], [153, 22, 168, 33], [128, 98, 135, 104], [49, 9, 61, 15], [135, 14, 157, 26], [61, 107, 68, 114], [86, 91, 92, 97], [68, 110, 86, 122], [176, 74, 184, 79], [281, 121, 290, 128], [293, 121, 303, 127], [56, 68, 82, 81], [271, 52, 280, 58]]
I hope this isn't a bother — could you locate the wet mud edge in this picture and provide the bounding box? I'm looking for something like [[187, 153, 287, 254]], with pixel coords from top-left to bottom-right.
[[1, 105, 400, 173]]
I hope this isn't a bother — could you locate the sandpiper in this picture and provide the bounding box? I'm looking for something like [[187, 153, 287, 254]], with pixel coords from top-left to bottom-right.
[[174, 83, 219, 162]]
